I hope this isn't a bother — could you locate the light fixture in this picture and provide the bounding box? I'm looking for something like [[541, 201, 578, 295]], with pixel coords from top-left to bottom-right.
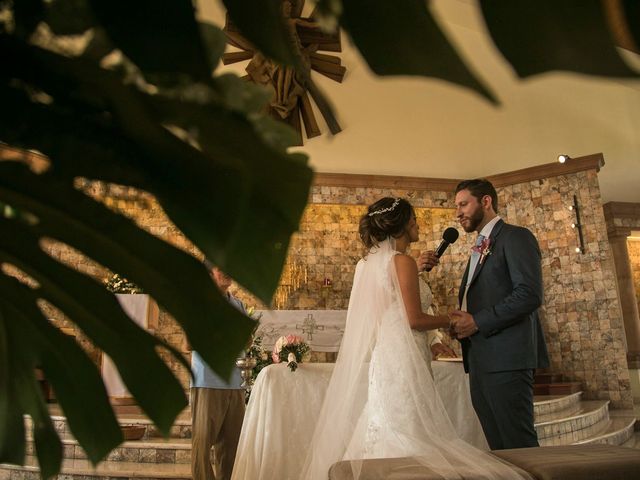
[[569, 194, 585, 254], [558, 154, 571, 164]]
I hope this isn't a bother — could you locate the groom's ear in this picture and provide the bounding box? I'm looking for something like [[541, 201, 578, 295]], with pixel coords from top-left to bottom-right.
[[481, 194, 494, 211]]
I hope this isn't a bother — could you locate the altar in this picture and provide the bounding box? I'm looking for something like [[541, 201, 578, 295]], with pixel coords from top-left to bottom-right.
[[101, 294, 158, 404], [231, 361, 488, 480], [255, 310, 346, 352]]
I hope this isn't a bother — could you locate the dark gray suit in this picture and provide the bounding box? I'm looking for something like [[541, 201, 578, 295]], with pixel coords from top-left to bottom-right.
[[459, 219, 549, 450]]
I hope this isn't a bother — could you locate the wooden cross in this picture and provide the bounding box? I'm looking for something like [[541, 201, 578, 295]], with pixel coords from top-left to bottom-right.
[[296, 313, 325, 341], [222, 0, 345, 144]]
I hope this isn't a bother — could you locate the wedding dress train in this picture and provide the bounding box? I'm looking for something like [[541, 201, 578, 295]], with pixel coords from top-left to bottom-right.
[[301, 239, 530, 480]]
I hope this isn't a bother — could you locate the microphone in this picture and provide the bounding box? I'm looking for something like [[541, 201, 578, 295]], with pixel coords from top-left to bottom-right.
[[424, 227, 459, 271]]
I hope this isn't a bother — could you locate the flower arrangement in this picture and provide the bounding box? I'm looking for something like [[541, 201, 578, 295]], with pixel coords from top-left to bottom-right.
[[272, 334, 310, 372], [246, 335, 273, 381], [472, 237, 492, 265], [105, 273, 144, 294]]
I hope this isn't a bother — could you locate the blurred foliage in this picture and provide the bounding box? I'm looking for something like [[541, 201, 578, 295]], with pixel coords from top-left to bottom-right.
[[0, 0, 637, 477]]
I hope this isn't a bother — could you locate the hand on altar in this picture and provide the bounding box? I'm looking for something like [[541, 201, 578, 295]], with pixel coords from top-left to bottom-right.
[[449, 310, 479, 339], [417, 250, 439, 272], [430, 342, 457, 360]]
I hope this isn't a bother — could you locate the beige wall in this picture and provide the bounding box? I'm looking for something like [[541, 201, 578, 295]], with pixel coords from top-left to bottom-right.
[[198, 0, 640, 204]]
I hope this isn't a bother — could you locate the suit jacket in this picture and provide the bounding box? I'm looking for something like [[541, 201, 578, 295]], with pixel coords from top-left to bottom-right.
[[458, 219, 549, 373]]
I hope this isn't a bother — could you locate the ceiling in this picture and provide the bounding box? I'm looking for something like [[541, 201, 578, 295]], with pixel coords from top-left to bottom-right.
[[200, 0, 640, 204]]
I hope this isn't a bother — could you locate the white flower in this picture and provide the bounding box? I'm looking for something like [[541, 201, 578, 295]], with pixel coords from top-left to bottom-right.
[[287, 352, 296, 363], [274, 336, 286, 353]]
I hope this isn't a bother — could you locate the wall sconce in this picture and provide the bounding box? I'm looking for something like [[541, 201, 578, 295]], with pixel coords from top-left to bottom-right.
[[558, 154, 571, 164], [321, 277, 332, 307], [568, 194, 585, 254]]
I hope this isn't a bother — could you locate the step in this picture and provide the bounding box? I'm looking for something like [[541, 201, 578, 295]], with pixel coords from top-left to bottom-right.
[[574, 417, 636, 446], [26, 432, 192, 464], [1, 456, 190, 480], [534, 372, 564, 384], [32, 414, 193, 441], [533, 392, 582, 417], [534, 381, 582, 396], [540, 416, 636, 447], [620, 431, 639, 449], [534, 400, 609, 440]]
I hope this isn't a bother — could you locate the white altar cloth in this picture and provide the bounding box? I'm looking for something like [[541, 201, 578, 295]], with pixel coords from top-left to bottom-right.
[[255, 310, 346, 352], [231, 361, 487, 480], [101, 294, 151, 398]]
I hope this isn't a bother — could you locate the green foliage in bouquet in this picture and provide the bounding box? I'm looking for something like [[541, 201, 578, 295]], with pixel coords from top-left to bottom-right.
[[246, 335, 273, 383]]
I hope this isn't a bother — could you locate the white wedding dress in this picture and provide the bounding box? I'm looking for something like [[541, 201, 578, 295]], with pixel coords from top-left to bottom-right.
[[301, 239, 530, 480]]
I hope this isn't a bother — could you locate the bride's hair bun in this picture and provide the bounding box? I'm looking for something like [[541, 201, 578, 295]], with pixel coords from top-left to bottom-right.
[[359, 197, 413, 249]]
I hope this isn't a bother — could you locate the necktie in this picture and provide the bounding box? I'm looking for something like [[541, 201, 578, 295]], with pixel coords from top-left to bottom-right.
[[461, 234, 485, 311]]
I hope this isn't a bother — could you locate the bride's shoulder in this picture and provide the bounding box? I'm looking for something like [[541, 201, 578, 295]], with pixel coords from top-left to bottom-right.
[[393, 253, 418, 271]]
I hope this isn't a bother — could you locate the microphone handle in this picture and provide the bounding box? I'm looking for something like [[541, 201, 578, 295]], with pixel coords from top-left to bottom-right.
[[423, 240, 449, 272], [434, 240, 450, 257]]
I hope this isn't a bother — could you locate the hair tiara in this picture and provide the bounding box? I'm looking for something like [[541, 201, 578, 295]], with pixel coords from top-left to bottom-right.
[[368, 198, 401, 217]]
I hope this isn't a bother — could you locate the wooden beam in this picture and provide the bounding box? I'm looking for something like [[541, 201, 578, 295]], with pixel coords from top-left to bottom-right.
[[486, 153, 605, 188], [603, 201, 640, 220], [313, 153, 605, 191], [313, 173, 460, 191]]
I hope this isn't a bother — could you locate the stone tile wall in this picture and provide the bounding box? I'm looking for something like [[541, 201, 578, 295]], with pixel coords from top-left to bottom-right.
[[233, 170, 632, 408], [19, 167, 631, 407]]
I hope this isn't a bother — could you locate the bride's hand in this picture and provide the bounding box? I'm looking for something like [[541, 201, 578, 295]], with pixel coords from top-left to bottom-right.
[[417, 250, 439, 272]]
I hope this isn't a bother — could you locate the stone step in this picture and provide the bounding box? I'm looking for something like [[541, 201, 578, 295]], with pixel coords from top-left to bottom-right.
[[41, 414, 193, 441], [37, 393, 585, 445], [540, 416, 636, 447], [32, 394, 596, 464], [534, 372, 564, 384], [26, 432, 192, 464], [574, 417, 636, 446], [620, 431, 639, 448], [534, 381, 582, 396], [534, 400, 609, 440], [533, 392, 582, 417], [0, 456, 190, 480]]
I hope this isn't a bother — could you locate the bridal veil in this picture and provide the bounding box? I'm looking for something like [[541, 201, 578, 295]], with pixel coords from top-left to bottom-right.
[[300, 238, 530, 480]]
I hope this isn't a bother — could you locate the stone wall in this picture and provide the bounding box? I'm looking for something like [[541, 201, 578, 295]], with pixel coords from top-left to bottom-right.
[[235, 170, 630, 407], [16, 161, 631, 407]]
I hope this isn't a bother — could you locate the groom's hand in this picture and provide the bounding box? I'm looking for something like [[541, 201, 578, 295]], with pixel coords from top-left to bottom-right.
[[450, 310, 479, 339]]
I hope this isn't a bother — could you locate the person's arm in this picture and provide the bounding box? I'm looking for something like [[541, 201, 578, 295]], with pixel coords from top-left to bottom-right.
[[394, 254, 450, 331], [417, 250, 439, 272], [430, 342, 457, 359]]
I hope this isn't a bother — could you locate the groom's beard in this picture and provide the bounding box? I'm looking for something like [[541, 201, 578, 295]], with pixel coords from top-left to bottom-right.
[[461, 205, 485, 233]]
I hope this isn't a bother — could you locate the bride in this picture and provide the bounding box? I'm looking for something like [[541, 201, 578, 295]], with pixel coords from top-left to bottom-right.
[[301, 197, 530, 480]]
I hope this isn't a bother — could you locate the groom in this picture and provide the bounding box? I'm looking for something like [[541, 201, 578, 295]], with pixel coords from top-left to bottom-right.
[[450, 179, 549, 450]]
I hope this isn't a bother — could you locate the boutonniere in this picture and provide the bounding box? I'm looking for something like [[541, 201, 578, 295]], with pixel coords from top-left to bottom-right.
[[472, 237, 492, 265]]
